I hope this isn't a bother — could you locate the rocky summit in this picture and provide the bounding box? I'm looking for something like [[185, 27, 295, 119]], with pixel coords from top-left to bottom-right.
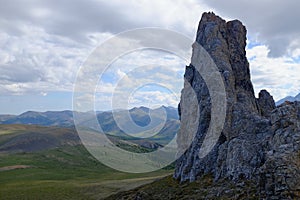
[[175, 12, 300, 199]]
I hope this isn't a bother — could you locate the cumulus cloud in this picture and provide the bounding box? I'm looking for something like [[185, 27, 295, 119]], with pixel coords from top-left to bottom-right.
[[92, 50, 185, 111], [0, 0, 206, 98], [247, 45, 300, 100], [0, 27, 91, 95], [0, 0, 208, 42], [0, 0, 139, 42], [1, 0, 300, 112], [128, 90, 180, 109], [204, 0, 300, 57]]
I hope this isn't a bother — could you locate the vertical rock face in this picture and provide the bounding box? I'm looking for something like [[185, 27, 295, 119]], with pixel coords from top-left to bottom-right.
[[175, 12, 265, 182], [175, 12, 300, 199], [259, 101, 300, 198]]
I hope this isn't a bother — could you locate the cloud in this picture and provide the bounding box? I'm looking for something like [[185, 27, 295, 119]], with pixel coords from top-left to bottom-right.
[[1, 0, 300, 112], [128, 90, 180, 108], [0, 0, 139, 42], [247, 45, 300, 100], [40, 92, 47, 96], [0, 0, 208, 42], [0, 0, 204, 97], [204, 0, 300, 57], [90, 50, 185, 111], [0, 27, 91, 95]]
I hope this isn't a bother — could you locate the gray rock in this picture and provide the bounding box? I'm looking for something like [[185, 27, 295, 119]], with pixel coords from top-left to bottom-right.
[[175, 11, 265, 182], [174, 12, 300, 199], [258, 101, 300, 199], [257, 89, 276, 118]]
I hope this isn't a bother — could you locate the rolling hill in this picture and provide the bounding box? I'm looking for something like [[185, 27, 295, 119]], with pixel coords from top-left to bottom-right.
[[0, 106, 179, 199], [0, 124, 173, 199], [0, 124, 169, 153]]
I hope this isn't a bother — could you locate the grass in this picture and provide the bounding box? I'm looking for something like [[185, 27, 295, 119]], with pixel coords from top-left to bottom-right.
[[0, 145, 172, 199], [106, 174, 259, 200], [0, 124, 173, 199], [0, 124, 46, 135]]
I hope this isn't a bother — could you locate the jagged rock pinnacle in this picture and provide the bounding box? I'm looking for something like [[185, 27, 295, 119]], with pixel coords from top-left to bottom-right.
[[174, 12, 300, 199]]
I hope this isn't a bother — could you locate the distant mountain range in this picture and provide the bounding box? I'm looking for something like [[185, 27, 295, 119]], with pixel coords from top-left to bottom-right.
[[0, 110, 75, 126], [276, 93, 300, 105], [0, 106, 179, 146], [0, 106, 178, 126]]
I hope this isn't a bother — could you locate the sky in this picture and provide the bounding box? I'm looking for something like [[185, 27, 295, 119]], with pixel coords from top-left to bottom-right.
[[0, 0, 300, 114]]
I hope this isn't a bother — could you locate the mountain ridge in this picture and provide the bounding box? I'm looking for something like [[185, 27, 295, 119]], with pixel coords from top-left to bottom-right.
[[276, 92, 300, 105], [0, 106, 180, 150], [0, 106, 178, 127]]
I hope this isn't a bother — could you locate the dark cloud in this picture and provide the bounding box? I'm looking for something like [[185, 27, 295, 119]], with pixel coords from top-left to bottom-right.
[[1, 0, 299, 55], [204, 0, 300, 57], [0, 0, 146, 43]]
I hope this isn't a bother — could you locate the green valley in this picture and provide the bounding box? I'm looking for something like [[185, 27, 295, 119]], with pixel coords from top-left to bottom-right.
[[0, 124, 172, 200]]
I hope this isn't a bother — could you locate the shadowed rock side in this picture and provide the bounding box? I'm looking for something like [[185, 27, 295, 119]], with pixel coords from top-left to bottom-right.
[[174, 12, 300, 199]]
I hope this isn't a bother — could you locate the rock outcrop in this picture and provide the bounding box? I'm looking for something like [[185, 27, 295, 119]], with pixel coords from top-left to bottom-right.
[[175, 12, 300, 199], [258, 90, 276, 118], [258, 101, 300, 198]]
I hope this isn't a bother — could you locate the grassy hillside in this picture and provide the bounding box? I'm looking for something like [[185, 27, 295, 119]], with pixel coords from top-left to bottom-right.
[[0, 124, 81, 153], [0, 125, 172, 200], [106, 175, 258, 200], [0, 124, 166, 153]]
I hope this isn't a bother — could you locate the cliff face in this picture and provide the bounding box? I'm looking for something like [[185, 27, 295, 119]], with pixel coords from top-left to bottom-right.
[[175, 12, 300, 199]]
